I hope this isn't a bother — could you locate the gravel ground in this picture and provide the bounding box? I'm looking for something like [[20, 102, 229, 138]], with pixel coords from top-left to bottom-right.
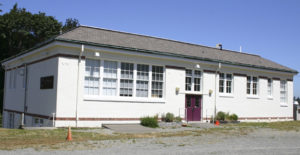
[[1, 128, 300, 155]]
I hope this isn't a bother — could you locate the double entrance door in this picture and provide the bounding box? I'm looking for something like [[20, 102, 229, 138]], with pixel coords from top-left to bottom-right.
[[186, 95, 202, 121]]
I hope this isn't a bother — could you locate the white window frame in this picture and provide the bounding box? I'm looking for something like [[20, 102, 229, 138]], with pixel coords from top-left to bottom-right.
[[83, 58, 165, 102], [280, 80, 287, 104], [247, 76, 259, 96], [84, 59, 100, 96], [151, 65, 164, 98], [136, 64, 149, 97], [267, 78, 273, 98], [102, 60, 118, 96], [219, 73, 233, 94], [185, 69, 202, 93], [120, 62, 134, 97]]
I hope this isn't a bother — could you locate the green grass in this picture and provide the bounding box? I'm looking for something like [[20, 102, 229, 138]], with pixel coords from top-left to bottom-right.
[[0, 121, 300, 150], [224, 121, 300, 131]]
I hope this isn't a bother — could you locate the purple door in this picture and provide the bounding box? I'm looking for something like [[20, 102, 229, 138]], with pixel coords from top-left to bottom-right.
[[186, 95, 201, 121]]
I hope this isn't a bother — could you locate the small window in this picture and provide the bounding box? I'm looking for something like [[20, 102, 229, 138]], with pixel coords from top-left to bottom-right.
[[247, 76, 259, 95], [267, 79, 273, 97], [40, 76, 54, 89], [280, 80, 287, 103], [219, 73, 233, 94]]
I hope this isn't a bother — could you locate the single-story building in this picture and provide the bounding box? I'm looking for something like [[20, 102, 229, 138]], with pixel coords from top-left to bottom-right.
[[1, 26, 298, 128]]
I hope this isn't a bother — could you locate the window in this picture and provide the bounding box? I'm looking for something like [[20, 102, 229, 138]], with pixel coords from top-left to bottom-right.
[[151, 66, 164, 98], [267, 79, 273, 97], [84, 59, 100, 95], [83, 59, 165, 99], [136, 64, 149, 97], [40, 76, 54, 89], [185, 70, 201, 92], [103, 61, 118, 96], [185, 70, 192, 91], [120, 63, 134, 97], [247, 76, 259, 95], [8, 70, 17, 89], [280, 80, 287, 103], [219, 73, 233, 94], [33, 118, 44, 127]]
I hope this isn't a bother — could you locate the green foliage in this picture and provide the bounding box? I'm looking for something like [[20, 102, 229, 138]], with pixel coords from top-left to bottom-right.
[[0, 3, 79, 113], [230, 114, 238, 121], [217, 111, 238, 121], [165, 113, 174, 122], [216, 111, 226, 121], [174, 116, 182, 122], [140, 116, 158, 128], [62, 18, 80, 33]]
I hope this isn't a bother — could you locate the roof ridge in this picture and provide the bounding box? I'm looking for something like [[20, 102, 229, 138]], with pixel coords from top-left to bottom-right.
[[78, 25, 260, 58]]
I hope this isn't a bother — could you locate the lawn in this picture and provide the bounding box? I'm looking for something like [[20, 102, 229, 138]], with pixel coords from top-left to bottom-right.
[[0, 121, 300, 150]]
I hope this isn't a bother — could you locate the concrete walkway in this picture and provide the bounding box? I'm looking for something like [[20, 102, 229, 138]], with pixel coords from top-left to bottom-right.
[[103, 124, 156, 134]]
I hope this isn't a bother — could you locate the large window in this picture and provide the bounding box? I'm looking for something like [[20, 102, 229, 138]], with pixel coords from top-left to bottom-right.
[[219, 73, 232, 93], [103, 61, 118, 96], [136, 64, 149, 97], [120, 63, 134, 97], [280, 80, 287, 103], [185, 70, 201, 92], [151, 66, 164, 98], [84, 59, 100, 95], [247, 76, 258, 95], [84, 59, 164, 99], [267, 79, 273, 97]]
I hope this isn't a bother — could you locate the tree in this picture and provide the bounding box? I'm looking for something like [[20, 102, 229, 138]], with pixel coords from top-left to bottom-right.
[[0, 4, 79, 114], [62, 18, 80, 33]]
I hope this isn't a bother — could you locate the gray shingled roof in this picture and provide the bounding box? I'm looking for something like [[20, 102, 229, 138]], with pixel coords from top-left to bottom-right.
[[55, 26, 294, 74]]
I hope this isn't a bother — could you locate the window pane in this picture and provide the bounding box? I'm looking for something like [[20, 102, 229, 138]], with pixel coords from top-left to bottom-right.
[[219, 79, 224, 93], [186, 77, 192, 91], [194, 78, 201, 91]]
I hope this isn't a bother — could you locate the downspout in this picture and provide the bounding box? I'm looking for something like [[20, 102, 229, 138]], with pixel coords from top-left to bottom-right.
[[1, 66, 7, 128], [75, 44, 84, 127], [21, 63, 28, 128], [214, 63, 221, 124]]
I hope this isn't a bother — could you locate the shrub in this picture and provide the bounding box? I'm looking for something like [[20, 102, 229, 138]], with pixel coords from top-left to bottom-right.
[[174, 116, 182, 122], [140, 116, 158, 128], [165, 113, 174, 122], [216, 111, 226, 121], [225, 112, 231, 121], [230, 113, 238, 121]]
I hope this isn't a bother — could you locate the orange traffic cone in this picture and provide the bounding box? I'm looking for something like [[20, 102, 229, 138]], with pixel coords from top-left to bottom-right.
[[66, 126, 72, 141], [215, 120, 220, 126]]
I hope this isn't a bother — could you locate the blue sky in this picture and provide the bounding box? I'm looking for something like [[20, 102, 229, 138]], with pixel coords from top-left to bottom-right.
[[1, 0, 300, 97]]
